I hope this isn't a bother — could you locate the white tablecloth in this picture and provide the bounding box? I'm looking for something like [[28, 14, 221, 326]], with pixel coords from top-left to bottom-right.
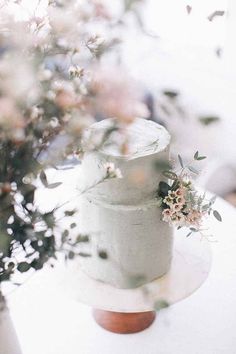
[[6, 194, 236, 354]]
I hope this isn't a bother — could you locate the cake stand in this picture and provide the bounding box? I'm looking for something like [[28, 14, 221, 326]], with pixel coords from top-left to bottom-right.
[[63, 231, 211, 334]]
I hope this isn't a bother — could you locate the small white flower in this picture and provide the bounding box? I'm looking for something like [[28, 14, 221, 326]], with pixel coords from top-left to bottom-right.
[[162, 208, 172, 223], [104, 162, 122, 179], [170, 203, 183, 212]]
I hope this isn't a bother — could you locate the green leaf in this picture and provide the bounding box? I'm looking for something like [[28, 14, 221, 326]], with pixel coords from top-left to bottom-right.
[[163, 90, 179, 99], [78, 252, 91, 257], [199, 116, 220, 126], [190, 227, 198, 232], [158, 181, 171, 197], [208, 10, 225, 22], [98, 250, 108, 259], [64, 210, 76, 217], [42, 212, 55, 228], [153, 299, 169, 311], [68, 251, 74, 259], [70, 223, 76, 229], [47, 182, 62, 189], [77, 235, 89, 243], [162, 170, 177, 180], [178, 154, 184, 168], [210, 195, 217, 205], [194, 151, 207, 161], [39, 170, 48, 187], [17, 262, 31, 273], [186, 231, 192, 237], [62, 230, 69, 239], [213, 210, 222, 222], [188, 166, 198, 174]]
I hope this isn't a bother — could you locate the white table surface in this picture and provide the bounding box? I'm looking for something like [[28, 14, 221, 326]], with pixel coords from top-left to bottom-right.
[[5, 193, 236, 354]]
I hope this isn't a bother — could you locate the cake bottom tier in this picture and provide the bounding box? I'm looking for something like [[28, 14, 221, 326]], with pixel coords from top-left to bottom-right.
[[78, 198, 174, 289]]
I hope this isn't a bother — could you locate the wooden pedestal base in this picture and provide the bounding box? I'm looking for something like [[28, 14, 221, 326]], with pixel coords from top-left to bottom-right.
[[93, 309, 156, 334]]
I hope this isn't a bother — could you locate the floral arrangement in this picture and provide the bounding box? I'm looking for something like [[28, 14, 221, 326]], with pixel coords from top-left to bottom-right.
[[0, 0, 146, 285], [157, 152, 222, 237]]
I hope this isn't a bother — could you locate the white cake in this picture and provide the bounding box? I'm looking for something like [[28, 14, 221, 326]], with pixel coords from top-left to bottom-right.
[[78, 118, 173, 288]]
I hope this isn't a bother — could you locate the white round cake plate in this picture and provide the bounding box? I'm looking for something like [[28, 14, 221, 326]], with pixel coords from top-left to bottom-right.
[[63, 231, 211, 313]]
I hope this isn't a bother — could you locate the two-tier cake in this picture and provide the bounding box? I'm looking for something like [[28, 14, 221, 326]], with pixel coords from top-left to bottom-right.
[[78, 118, 173, 288]]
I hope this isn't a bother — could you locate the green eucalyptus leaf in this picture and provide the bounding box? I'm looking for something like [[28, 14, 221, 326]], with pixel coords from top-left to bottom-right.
[[47, 182, 62, 189], [188, 166, 198, 174], [178, 154, 184, 168], [194, 151, 199, 160], [39, 170, 48, 187], [163, 90, 179, 99], [42, 212, 55, 228], [78, 252, 91, 257], [199, 116, 220, 126], [68, 251, 74, 259], [213, 210, 222, 222], [98, 250, 108, 259], [77, 235, 89, 243], [17, 262, 31, 273], [64, 210, 76, 217], [210, 195, 217, 205], [162, 170, 177, 180], [158, 181, 171, 197], [62, 230, 69, 239]]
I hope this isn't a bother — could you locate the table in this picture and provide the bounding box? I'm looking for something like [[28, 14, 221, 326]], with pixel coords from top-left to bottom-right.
[[6, 193, 236, 354]]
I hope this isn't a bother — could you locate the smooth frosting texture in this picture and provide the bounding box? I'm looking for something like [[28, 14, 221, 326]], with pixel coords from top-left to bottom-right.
[[78, 118, 173, 288], [80, 118, 171, 206], [87, 117, 170, 159]]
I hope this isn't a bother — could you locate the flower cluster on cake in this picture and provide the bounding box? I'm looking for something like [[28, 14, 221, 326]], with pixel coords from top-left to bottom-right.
[[157, 152, 222, 237]]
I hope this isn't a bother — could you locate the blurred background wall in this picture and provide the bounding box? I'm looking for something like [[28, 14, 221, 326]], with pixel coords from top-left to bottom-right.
[[4, 0, 236, 200], [120, 0, 236, 200]]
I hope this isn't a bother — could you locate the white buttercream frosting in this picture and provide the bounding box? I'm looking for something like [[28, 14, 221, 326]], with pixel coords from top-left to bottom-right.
[[78, 118, 173, 288], [86, 117, 170, 159], [80, 118, 171, 206]]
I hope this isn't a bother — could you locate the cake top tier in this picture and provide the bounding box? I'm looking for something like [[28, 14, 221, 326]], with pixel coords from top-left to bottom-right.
[[86, 118, 170, 159], [80, 118, 171, 206]]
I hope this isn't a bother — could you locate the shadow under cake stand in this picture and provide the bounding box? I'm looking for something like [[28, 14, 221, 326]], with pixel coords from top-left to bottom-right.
[[65, 233, 211, 334]]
